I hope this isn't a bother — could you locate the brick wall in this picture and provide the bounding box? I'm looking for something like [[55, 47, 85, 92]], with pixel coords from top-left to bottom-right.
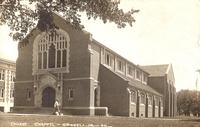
[[15, 13, 92, 109], [99, 65, 129, 116], [14, 83, 34, 106]]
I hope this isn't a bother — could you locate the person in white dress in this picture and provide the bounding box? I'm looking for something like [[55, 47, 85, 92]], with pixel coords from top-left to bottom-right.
[[54, 99, 60, 115]]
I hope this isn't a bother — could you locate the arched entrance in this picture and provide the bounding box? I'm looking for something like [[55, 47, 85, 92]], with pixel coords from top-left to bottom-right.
[[42, 87, 55, 107]]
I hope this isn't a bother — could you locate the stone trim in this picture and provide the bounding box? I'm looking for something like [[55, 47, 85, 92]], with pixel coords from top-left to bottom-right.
[[63, 77, 99, 83], [15, 77, 100, 84], [14, 106, 37, 109], [15, 80, 34, 84], [63, 106, 108, 110], [32, 29, 70, 75], [131, 102, 136, 105], [34, 74, 62, 107]]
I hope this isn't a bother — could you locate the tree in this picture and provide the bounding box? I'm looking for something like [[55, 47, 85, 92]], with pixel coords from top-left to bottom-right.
[[0, 0, 139, 41], [177, 90, 191, 116], [177, 90, 200, 116]]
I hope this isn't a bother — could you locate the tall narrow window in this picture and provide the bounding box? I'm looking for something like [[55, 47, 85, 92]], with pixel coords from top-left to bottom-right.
[[1, 89, 4, 98], [38, 53, 42, 69], [148, 96, 153, 105], [62, 50, 67, 67], [131, 91, 137, 103], [13, 73, 16, 82], [143, 73, 148, 84], [10, 89, 14, 98], [0, 72, 1, 80], [11, 74, 12, 82], [48, 44, 56, 68], [136, 69, 141, 80], [106, 54, 110, 65], [68, 88, 74, 100], [127, 66, 133, 76], [160, 99, 163, 107], [140, 93, 146, 104], [105, 51, 114, 68], [65, 41, 67, 48], [26, 89, 31, 101], [2, 70, 5, 80], [57, 50, 61, 68], [155, 97, 159, 106], [43, 52, 47, 69], [117, 59, 125, 72]]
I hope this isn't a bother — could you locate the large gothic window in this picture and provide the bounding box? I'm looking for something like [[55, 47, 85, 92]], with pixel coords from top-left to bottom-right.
[[37, 30, 69, 70], [48, 44, 56, 68]]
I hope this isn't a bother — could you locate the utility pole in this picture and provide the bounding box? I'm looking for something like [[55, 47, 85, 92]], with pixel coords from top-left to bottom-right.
[[196, 70, 200, 99], [196, 69, 200, 116]]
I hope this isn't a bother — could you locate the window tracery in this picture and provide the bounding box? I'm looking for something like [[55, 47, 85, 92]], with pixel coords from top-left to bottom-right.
[[33, 29, 70, 74]]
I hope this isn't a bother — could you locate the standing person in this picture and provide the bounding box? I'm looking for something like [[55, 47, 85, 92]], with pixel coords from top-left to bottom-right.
[[54, 99, 60, 115]]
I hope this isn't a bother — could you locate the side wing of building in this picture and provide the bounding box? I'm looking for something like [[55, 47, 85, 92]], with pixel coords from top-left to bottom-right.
[[0, 58, 15, 112], [91, 41, 164, 117], [141, 64, 177, 117]]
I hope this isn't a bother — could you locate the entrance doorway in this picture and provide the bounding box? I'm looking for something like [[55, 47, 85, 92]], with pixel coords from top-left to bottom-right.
[[42, 87, 55, 107]]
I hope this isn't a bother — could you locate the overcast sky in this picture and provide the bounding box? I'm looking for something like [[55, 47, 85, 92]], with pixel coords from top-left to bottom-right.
[[0, 0, 200, 91]]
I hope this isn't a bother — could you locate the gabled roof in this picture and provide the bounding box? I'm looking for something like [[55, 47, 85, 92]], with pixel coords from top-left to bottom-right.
[[101, 65, 162, 96], [140, 64, 170, 77]]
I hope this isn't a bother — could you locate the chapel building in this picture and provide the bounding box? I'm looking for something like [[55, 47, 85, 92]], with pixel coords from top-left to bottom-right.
[[14, 13, 175, 117]]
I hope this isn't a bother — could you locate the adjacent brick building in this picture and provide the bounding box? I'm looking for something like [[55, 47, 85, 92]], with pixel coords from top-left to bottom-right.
[[14, 13, 172, 117], [0, 58, 15, 112]]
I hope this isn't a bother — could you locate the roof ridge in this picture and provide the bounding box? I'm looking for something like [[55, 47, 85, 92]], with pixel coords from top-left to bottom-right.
[[140, 64, 170, 77], [141, 64, 169, 67], [0, 57, 16, 64]]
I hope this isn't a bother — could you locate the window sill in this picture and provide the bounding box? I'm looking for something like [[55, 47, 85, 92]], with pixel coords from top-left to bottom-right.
[[103, 64, 114, 70], [142, 82, 147, 85], [131, 102, 136, 105], [135, 78, 141, 82], [127, 74, 134, 79], [116, 70, 125, 75]]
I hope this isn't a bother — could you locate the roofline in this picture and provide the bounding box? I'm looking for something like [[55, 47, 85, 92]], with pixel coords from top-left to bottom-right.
[[92, 39, 149, 75], [19, 12, 90, 48], [127, 82, 163, 97], [0, 58, 16, 65], [141, 64, 169, 68], [166, 64, 175, 84], [141, 64, 171, 76], [101, 65, 161, 96], [166, 64, 171, 74], [53, 12, 91, 35]]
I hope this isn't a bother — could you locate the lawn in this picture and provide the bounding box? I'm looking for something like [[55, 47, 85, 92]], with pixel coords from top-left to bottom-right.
[[0, 113, 200, 127]]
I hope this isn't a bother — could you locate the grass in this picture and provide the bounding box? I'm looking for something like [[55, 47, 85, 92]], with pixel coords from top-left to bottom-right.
[[0, 113, 200, 127]]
